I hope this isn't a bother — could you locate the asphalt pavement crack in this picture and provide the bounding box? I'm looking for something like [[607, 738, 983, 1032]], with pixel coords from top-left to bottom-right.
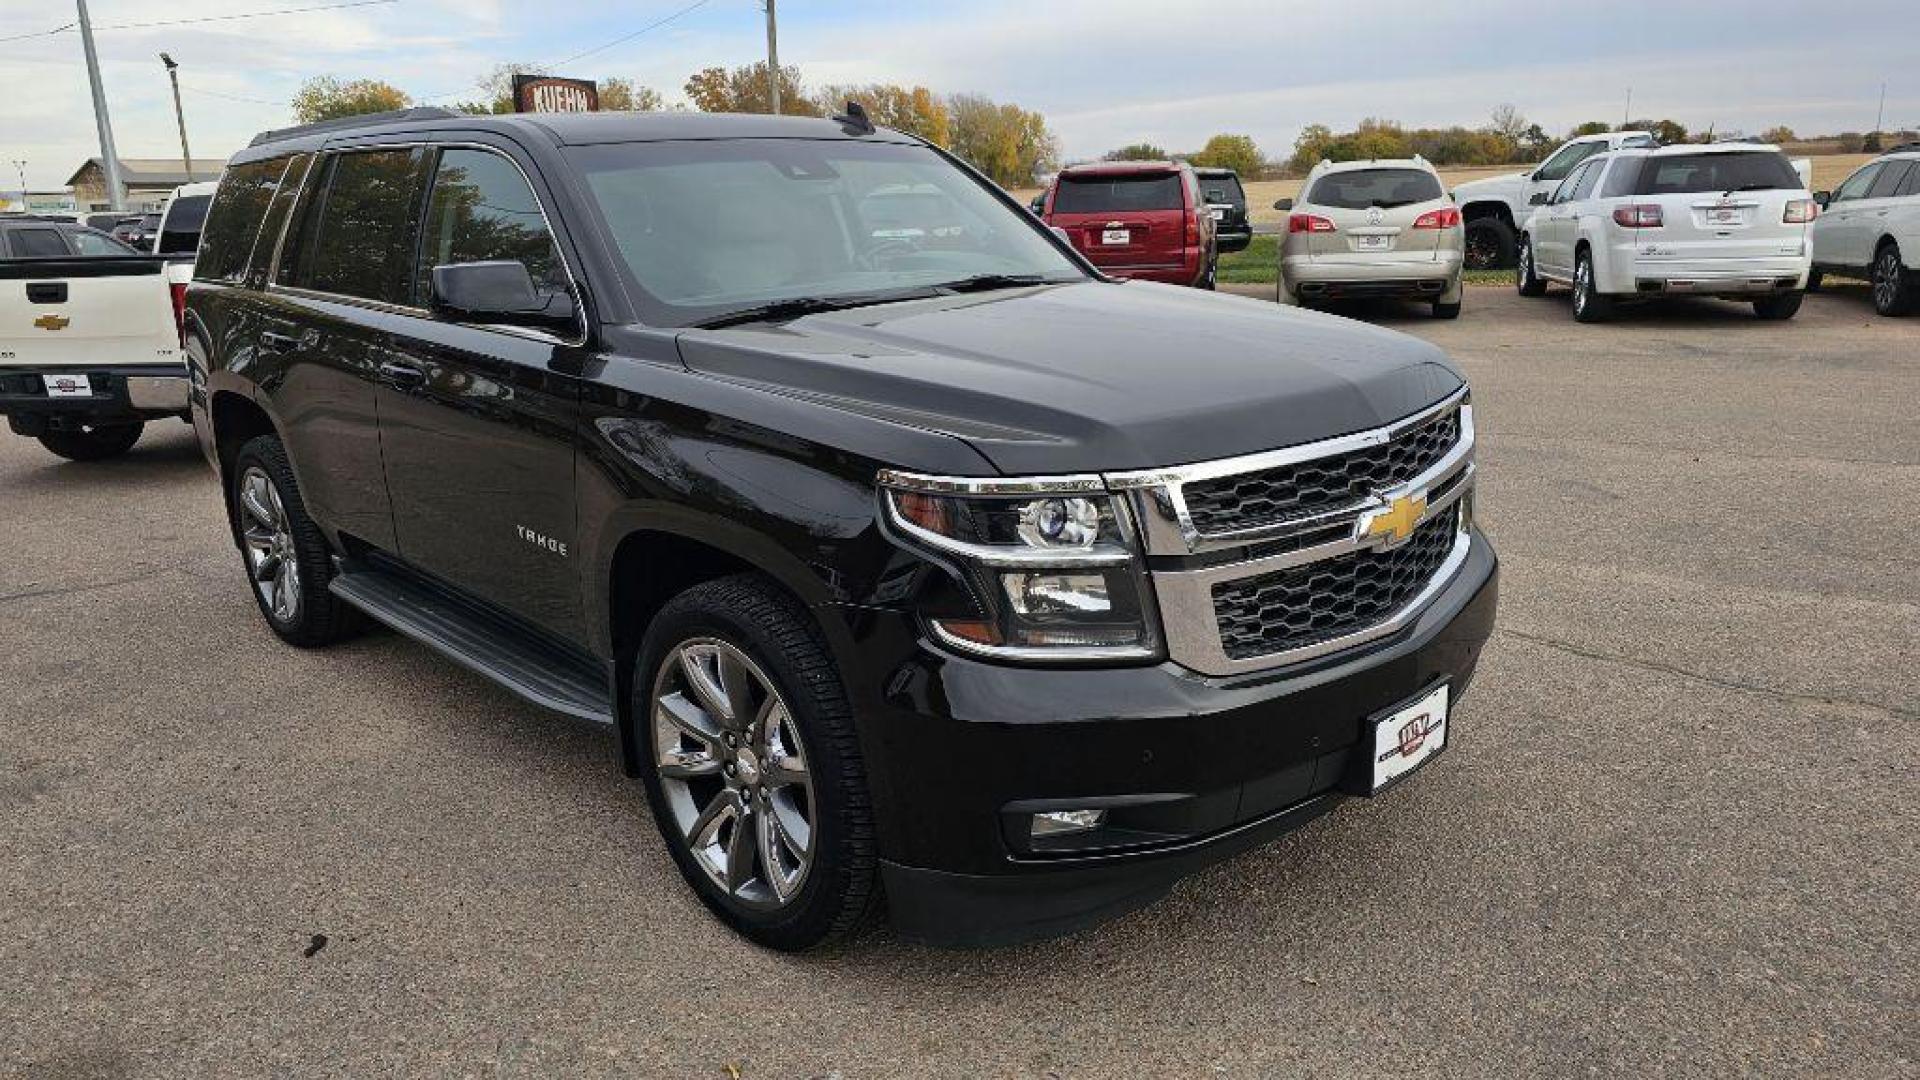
[[1494, 625, 1918, 721], [0, 572, 169, 606]]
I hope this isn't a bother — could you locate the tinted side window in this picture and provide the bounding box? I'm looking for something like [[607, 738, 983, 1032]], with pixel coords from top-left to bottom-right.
[[1572, 160, 1604, 200], [415, 148, 565, 305], [1898, 163, 1920, 198], [197, 160, 286, 282], [70, 230, 130, 256], [1537, 141, 1602, 183], [1865, 161, 1913, 199], [1831, 164, 1880, 203], [10, 228, 71, 257], [291, 148, 424, 302], [1601, 158, 1640, 198]]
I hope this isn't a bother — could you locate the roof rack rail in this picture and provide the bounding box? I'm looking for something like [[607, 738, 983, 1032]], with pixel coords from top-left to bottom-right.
[[1887, 141, 1920, 154], [248, 106, 462, 148]]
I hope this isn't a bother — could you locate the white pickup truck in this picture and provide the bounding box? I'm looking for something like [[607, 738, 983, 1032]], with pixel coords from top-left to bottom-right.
[[1454, 131, 1655, 269], [1, 216, 193, 460]]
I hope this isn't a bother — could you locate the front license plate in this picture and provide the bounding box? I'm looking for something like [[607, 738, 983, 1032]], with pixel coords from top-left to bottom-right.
[[43, 373, 92, 398], [1369, 683, 1449, 793], [1101, 228, 1130, 245], [1355, 234, 1392, 251]]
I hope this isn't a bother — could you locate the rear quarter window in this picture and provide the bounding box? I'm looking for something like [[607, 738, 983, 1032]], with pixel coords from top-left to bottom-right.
[[1600, 158, 1641, 198], [1865, 161, 1913, 199], [1635, 152, 1801, 195], [6, 228, 71, 258], [1052, 174, 1184, 214], [1307, 169, 1442, 209], [196, 162, 289, 281]]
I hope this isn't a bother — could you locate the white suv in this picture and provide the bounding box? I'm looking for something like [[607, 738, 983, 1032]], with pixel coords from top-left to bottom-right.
[[1515, 143, 1817, 322], [1810, 147, 1919, 316]]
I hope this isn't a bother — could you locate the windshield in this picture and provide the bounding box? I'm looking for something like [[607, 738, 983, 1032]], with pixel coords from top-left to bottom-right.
[[567, 139, 1085, 327], [1052, 173, 1183, 214], [1307, 168, 1443, 209], [1634, 152, 1803, 195]]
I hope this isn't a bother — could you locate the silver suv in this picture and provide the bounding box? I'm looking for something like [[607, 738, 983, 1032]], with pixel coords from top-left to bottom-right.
[[1276, 157, 1464, 318]]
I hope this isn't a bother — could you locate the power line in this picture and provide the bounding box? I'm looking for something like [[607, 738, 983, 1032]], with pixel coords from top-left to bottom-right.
[[180, 84, 288, 107], [0, 0, 397, 44], [419, 0, 718, 100]]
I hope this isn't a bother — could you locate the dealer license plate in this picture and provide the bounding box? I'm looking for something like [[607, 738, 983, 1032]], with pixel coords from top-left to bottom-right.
[[1706, 206, 1748, 226], [43, 373, 93, 398], [1369, 683, 1449, 793], [1355, 234, 1392, 251], [1101, 228, 1130, 245]]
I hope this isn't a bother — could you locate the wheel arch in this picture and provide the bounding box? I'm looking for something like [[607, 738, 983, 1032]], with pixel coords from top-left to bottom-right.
[[1461, 200, 1514, 227], [208, 390, 280, 534]]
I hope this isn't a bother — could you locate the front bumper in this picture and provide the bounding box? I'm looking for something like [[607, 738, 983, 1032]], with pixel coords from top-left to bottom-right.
[[0, 364, 189, 429], [852, 529, 1497, 946]]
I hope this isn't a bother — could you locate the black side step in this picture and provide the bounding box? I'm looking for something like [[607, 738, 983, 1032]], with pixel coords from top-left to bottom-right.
[[329, 566, 615, 725]]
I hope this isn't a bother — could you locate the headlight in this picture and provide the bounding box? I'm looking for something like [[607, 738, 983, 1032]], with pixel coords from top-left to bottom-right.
[[877, 470, 1161, 660]]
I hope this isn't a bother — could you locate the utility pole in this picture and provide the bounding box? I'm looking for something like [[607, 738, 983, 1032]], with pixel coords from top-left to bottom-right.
[[76, 0, 127, 211], [11, 161, 26, 193], [763, 0, 780, 115], [160, 54, 193, 181], [1622, 87, 1632, 130], [1874, 81, 1886, 136]]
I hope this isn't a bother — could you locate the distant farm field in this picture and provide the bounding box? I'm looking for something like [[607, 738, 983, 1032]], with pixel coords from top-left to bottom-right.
[[1016, 153, 1876, 227]]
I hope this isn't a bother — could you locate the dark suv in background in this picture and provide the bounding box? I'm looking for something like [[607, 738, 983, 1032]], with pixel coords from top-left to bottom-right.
[[1195, 166, 1253, 253], [1040, 160, 1219, 287], [186, 107, 1496, 950]]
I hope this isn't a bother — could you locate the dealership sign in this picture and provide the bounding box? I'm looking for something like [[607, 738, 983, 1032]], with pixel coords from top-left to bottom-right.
[[513, 75, 599, 114]]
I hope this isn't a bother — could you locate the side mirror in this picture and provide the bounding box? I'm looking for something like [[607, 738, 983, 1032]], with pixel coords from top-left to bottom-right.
[[1813, 191, 1831, 208], [1529, 192, 1552, 206], [430, 261, 573, 329], [1029, 194, 1046, 215], [1274, 198, 1293, 211]]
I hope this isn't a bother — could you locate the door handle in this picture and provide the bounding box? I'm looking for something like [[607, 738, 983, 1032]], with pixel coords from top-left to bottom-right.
[[258, 330, 297, 353], [378, 361, 426, 390]]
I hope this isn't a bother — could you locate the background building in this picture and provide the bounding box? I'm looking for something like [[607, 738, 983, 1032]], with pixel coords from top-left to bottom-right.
[[64, 157, 227, 212]]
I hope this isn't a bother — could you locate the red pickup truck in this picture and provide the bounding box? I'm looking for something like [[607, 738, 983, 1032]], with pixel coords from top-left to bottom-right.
[[1039, 161, 1218, 288]]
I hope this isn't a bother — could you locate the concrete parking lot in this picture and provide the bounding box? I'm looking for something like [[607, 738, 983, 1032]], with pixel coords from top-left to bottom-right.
[[3, 284, 1915, 1078]]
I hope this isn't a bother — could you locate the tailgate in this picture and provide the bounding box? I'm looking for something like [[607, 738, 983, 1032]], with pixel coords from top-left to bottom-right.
[[1640, 192, 1810, 262], [1053, 209, 1187, 266], [1, 257, 179, 369]]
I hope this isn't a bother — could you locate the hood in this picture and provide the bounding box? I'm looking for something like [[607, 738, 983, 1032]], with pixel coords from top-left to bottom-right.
[[673, 282, 1463, 475]]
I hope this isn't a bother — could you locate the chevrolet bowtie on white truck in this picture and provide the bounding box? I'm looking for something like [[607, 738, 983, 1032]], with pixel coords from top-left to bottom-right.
[[1454, 131, 1655, 270], [1, 217, 194, 460]]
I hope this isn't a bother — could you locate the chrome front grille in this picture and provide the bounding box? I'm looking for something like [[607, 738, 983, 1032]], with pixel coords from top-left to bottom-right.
[[1212, 505, 1461, 660], [1106, 389, 1475, 677], [1182, 408, 1459, 537]]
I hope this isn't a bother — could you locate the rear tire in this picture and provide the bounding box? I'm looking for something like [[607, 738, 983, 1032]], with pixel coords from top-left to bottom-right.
[[1199, 253, 1218, 291], [230, 435, 362, 647], [1753, 292, 1804, 320], [1465, 216, 1515, 271], [1432, 299, 1461, 319], [635, 574, 878, 952], [38, 421, 143, 461], [1572, 248, 1612, 323], [1515, 236, 1547, 297], [1871, 242, 1915, 316], [1805, 269, 1823, 292]]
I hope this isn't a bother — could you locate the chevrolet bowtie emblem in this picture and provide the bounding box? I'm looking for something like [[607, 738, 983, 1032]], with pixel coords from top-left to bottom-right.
[[1361, 492, 1426, 548], [34, 314, 71, 331]]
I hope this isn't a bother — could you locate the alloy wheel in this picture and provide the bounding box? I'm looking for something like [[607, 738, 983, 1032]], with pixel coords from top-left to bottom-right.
[[1574, 259, 1590, 315], [238, 465, 301, 623], [651, 638, 814, 909], [1874, 247, 1902, 312]]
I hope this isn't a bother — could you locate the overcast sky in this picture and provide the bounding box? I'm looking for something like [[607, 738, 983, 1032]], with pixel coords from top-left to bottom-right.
[[3, 0, 1916, 189]]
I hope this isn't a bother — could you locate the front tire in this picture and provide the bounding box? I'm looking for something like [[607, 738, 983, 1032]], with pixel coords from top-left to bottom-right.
[[635, 574, 878, 952], [1432, 299, 1461, 319], [1516, 236, 1547, 297], [38, 421, 143, 461], [1871, 243, 1915, 316], [1753, 292, 1804, 320], [1572, 248, 1612, 323], [230, 435, 361, 647]]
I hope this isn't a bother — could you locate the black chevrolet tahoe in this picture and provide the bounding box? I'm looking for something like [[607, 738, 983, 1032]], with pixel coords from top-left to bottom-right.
[[185, 107, 1496, 951]]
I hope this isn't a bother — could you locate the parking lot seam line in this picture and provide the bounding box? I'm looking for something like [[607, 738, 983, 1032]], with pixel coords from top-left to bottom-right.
[[1494, 625, 1920, 722], [1489, 433, 1920, 470], [0, 572, 172, 607]]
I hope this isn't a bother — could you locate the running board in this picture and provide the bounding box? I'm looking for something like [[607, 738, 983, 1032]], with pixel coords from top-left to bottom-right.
[[328, 566, 615, 725]]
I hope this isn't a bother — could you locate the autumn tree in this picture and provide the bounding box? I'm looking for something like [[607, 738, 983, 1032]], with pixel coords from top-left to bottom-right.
[[947, 94, 1058, 188], [291, 76, 411, 123], [1189, 134, 1263, 177], [600, 78, 665, 112], [1567, 120, 1612, 138], [1760, 125, 1797, 144], [1103, 142, 1168, 162], [812, 83, 950, 144], [685, 62, 820, 116]]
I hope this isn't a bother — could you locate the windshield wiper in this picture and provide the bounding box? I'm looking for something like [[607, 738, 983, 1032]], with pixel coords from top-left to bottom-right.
[[693, 290, 935, 330], [929, 273, 1061, 293]]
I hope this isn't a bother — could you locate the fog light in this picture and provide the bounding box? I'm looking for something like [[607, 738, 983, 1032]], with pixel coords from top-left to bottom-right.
[[1031, 809, 1107, 838]]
